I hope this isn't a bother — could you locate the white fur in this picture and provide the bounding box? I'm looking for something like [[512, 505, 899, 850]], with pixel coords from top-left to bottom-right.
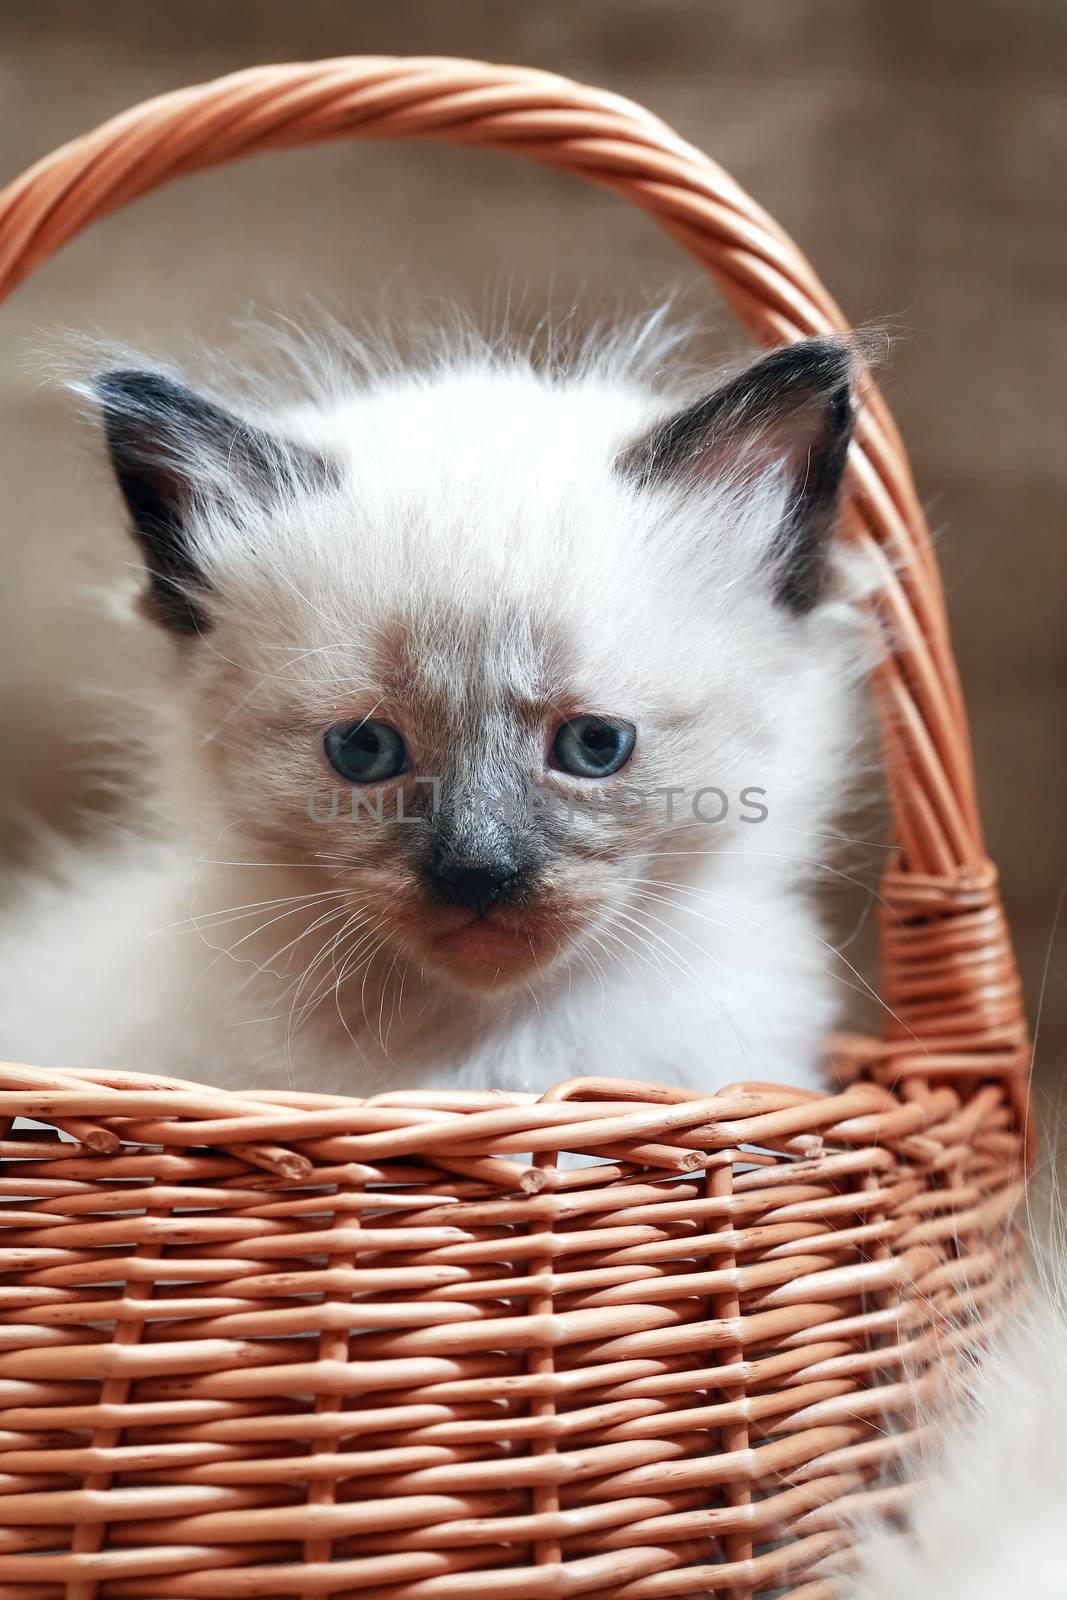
[[843, 1228, 1067, 1597], [0, 324, 874, 1097]]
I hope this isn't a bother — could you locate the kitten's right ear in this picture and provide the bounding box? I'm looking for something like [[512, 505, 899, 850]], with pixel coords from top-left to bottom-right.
[[618, 336, 856, 614], [95, 369, 328, 636]]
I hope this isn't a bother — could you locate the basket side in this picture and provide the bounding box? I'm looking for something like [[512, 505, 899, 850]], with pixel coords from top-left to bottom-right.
[[0, 1066, 1029, 1599], [0, 55, 1030, 1111]]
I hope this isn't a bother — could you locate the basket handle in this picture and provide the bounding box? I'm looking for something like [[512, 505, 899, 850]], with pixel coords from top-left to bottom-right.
[[0, 55, 1028, 1102]]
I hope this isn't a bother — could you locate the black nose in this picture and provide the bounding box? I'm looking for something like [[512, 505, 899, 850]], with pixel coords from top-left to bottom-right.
[[427, 858, 519, 915]]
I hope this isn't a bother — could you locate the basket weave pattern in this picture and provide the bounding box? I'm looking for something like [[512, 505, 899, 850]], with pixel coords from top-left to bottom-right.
[[0, 57, 1030, 1599]]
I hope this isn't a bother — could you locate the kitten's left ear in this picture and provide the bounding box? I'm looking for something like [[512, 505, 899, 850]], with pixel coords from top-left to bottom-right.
[[94, 369, 331, 636], [619, 336, 856, 613]]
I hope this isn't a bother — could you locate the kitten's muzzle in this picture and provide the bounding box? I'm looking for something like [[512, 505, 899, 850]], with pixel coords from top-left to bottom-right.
[[425, 856, 526, 915]]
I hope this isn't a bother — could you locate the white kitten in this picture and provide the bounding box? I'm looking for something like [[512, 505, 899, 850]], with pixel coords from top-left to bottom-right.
[[0, 324, 873, 1096]]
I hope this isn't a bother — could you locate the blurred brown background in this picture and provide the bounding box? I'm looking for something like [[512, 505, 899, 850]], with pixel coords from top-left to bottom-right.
[[1, 2, 1064, 1082]]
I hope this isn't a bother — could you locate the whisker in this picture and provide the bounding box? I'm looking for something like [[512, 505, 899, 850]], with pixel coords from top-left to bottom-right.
[[149, 887, 346, 938], [646, 848, 893, 912], [243, 901, 363, 992], [175, 890, 352, 948], [614, 898, 757, 1062], [628, 879, 916, 1041]]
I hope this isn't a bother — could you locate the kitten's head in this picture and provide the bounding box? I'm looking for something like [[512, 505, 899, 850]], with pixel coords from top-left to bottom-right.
[[94, 331, 868, 994]]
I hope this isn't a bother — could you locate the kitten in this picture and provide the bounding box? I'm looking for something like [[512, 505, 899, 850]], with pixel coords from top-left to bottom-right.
[[0, 325, 872, 1097]]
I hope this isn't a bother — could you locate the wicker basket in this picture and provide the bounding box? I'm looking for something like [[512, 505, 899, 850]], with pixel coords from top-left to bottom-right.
[[0, 56, 1032, 1600]]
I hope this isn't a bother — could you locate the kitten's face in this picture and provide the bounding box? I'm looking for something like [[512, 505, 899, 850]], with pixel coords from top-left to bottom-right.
[[97, 337, 858, 994], [193, 586, 739, 995]]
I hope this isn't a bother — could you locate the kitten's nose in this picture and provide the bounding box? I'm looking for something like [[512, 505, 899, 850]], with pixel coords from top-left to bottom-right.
[[427, 858, 519, 915]]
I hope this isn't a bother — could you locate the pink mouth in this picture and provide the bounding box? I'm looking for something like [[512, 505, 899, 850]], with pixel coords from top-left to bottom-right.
[[433, 910, 534, 953], [420, 904, 564, 987]]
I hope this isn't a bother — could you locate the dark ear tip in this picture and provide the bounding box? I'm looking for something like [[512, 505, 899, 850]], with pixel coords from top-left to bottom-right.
[[93, 367, 191, 419], [760, 334, 858, 397]]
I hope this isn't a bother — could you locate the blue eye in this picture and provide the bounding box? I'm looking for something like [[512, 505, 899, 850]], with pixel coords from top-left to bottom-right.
[[551, 716, 636, 778], [324, 720, 407, 783]]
